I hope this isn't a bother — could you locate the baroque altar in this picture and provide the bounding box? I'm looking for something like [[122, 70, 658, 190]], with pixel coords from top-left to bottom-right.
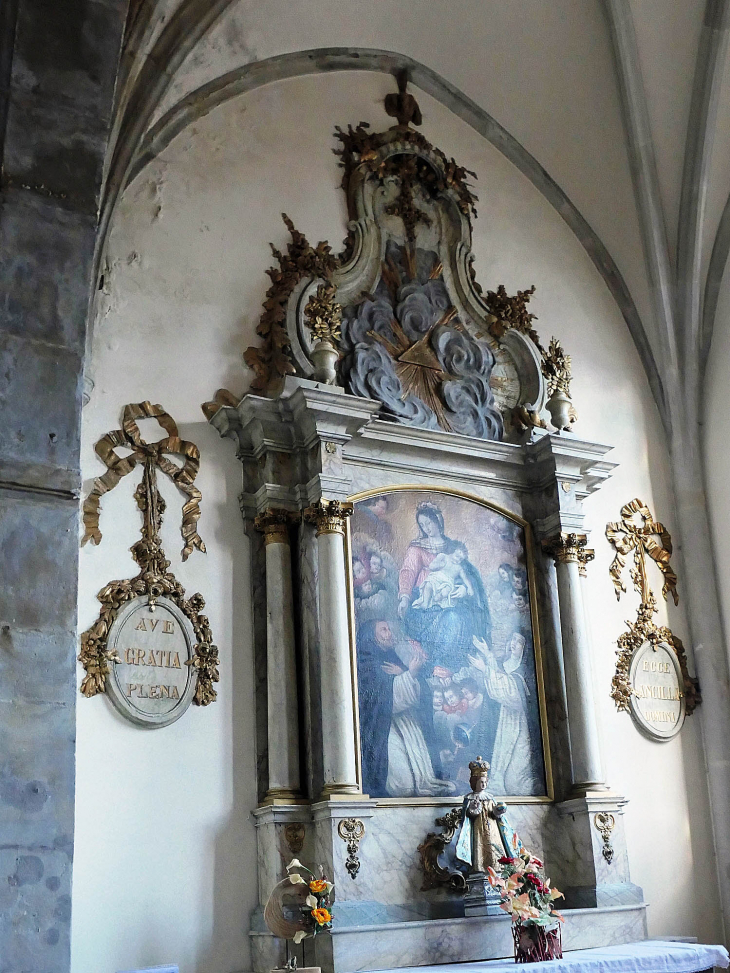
[[203, 80, 646, 973]]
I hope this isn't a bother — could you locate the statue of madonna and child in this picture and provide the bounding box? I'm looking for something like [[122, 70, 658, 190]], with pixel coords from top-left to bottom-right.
[[454, 755, 525, 915]]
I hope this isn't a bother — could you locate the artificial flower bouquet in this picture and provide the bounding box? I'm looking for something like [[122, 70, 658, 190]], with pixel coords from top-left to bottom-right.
[[487, 853, 564, 962], [286, 859, 334, 944]]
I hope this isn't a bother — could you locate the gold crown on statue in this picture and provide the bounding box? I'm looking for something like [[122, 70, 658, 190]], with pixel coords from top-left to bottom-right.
[[469, 755, 490, 774]]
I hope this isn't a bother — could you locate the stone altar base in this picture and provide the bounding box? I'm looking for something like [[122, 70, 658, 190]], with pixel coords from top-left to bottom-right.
[[251, 904, 647, 973]]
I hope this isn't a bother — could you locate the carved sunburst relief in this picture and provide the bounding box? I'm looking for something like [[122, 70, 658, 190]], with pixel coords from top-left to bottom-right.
[[207, 74, 573, 441]]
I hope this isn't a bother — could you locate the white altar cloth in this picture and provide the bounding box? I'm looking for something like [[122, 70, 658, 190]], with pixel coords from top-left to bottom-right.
[[373, 941, 729, 973]]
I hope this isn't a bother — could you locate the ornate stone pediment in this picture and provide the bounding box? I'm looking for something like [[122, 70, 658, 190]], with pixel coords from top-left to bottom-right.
[[217, 75, 576, 443]]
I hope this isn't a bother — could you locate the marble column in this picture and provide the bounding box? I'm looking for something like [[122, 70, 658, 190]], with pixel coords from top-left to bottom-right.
[[255, 508, 302, 801], [543, 532, 607, 795], [304, 499, 361, 797]]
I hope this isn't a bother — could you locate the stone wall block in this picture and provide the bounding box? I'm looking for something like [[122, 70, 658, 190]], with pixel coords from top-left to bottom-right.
[[0, 189, 96, 350], [3, 96, 108, 214], [0, 332, 82, 476], [0, 494, 79, 630], [11, 0, 125, 121], [0, 699, 75, 849], [0, 627, 78, 707], [0, 844, 72, 973]]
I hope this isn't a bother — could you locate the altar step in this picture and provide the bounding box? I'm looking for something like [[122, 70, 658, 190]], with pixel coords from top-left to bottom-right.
[[251, 903, 648, 973]]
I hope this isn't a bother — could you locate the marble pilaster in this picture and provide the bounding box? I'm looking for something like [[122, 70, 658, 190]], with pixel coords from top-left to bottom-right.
[[543, 532, 607, 796], [255, 508, 302, 801], [304, 500, 361, 797]]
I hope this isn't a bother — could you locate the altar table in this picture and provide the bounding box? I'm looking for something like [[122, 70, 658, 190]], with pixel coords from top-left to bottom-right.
[[372, 941, 730, 973]]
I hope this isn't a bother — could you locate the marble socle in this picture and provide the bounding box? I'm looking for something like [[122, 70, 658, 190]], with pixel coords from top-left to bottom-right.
[[251, 904, 647, 973]]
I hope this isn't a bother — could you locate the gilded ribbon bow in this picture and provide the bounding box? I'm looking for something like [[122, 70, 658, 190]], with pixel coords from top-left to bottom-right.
[[605, 498, 678, 606], [81, 401, 206, 560]]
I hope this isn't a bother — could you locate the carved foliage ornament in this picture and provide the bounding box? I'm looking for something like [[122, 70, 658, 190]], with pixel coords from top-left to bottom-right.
[[605, 499, 699, 736], [304, 499, 353, 537], [216, 77, 577, 443], [593, 812, 615, 865], [79, 402, 220, 714], [337, 818, 365, 880], [542, 532, 595, 577]]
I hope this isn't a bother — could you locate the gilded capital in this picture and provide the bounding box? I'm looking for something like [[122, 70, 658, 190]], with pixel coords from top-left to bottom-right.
[[303, 499, 353, 536], [542, 532, 595, 575], [254, 507, 299, 545]]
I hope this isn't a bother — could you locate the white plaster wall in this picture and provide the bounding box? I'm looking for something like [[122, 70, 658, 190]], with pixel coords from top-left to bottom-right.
[[73, 72, 721, 973]]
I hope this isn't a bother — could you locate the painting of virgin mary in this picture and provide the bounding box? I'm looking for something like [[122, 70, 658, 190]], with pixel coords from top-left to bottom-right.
[[398, 502, 492, 677], [351, 490, 547, 800]]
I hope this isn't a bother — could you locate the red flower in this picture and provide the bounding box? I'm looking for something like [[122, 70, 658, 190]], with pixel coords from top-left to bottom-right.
[[499, 856, 517, 865], [525, 874, 546, 893]]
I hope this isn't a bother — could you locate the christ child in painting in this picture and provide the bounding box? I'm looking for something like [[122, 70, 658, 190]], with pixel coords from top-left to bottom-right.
[[411, 543, 474, 609]]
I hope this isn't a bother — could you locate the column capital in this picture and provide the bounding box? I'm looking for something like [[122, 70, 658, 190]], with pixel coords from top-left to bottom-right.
[[542, 532, 595, 574], [304, 499, 353, 536], [254, 507, 300, 545]]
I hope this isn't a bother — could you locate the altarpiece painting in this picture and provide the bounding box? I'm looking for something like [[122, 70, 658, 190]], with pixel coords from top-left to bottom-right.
[[351, 489, 547, 800]]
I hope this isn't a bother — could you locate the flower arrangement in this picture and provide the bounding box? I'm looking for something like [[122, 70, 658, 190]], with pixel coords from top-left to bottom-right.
[[286, 859, 334, 944], [487, 853, 564, 962]]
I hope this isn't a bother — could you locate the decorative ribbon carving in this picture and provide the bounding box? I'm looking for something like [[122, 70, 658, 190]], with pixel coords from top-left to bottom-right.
[[82, 401, 205, 561], [337, 818, 365, 880], [606, 498, 678, 606]]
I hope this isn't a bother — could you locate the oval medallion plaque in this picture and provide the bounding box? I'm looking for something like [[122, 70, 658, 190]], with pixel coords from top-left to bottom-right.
[[628, 640, 686, 741], [106, 595, 197, 728]]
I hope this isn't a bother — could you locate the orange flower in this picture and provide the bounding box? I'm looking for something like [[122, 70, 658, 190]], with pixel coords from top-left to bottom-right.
[[311, 908, 331, 926], [309, 879, 328, 894]]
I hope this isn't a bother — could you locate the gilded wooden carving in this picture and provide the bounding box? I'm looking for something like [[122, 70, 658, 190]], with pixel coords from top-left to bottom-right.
[[417, 806, 468, 893], [605, 499, 699, 736], [593, 812, 616, 865], [79, 402, 219, 714], [337, 818, 365, 880], [221, 77, 576, 442]]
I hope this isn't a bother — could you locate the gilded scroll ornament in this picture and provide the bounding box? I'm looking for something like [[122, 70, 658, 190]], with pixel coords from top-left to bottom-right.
[[303, 499, 353, 537], [593, 812, 616, 865], [418, 806, 468, 893], [605, 499, 699, 731], [337, 818, 365, 880], [243, 214, 339, 394], [485, 284, 541, 347], [79, 403, 219, 712]]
